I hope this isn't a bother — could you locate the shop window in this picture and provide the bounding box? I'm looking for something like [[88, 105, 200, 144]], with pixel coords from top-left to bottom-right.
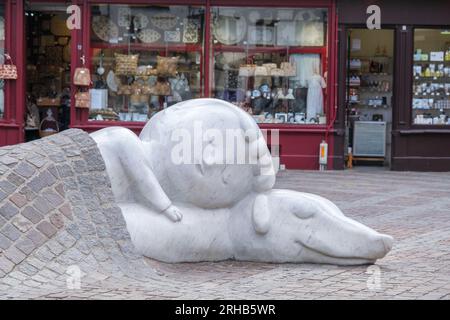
[[89, 4, 204, 122], [210, 7, 328, 125], [0, 5, 5, 119], [24, 5, 72, 140], [413, 28, 450, 125]]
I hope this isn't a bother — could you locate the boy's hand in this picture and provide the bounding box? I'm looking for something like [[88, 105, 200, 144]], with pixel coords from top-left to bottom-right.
[[162, 205, 183, 222]]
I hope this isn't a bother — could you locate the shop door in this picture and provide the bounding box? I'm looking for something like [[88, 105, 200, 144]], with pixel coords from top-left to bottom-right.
[[344, 28, 395, 168], [24, 3, 71, 142]]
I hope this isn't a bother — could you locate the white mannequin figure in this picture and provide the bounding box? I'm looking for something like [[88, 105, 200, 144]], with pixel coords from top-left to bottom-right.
[[306, 68, 326, 121], [91, 98, 393, 265]]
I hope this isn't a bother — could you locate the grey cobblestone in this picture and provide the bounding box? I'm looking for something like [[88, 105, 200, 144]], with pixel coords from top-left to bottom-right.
[[26, 229, 48, 247], [36, 221, 57, 238], [49, 213, 65, 229], [0, 181, 16, 195], [0, 257, 14, 273], [26, 155, 47, 168], [21, 206, 44, 224], [0, 233, 12, 250], [15, 237, 36, 255], [4, 246, 27, 264], [11, 215, 33, 233], [15, 162, 36, 178], [1, 224, 22, 241], [0, 190, 6, 202], [0, 155, 18, 165], [9, 193, 27, 208], [44, 191, 64, 208], [7, 173, 25, 187], [33, 196, 53, 215], [19, 186, 37, 201], [0, 202, 19, 220]]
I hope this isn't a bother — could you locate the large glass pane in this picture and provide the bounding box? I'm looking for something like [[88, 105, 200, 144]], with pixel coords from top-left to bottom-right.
[[413, 28, 450, 125], [211, 7, 328, 125], [89, 4, 204, 122]]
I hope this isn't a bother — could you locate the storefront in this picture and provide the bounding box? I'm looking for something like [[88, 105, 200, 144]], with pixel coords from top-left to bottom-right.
[[336, 0, 450, 171], [4, 0, 449, 171], [0, 0, 337, 170]]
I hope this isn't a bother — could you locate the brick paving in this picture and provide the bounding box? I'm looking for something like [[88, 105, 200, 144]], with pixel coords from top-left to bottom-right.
[[1, 129, 450, 299]]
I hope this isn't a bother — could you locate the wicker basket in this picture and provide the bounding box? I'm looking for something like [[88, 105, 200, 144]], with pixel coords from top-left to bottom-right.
[[38, 118, 59, 138]]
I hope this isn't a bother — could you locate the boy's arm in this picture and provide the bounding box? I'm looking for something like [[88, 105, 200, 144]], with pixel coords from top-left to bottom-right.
[[115, 129, 182, 222]]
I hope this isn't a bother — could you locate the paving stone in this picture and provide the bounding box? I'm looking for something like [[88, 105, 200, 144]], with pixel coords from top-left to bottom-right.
[[55, 184, 65, 197], [46, 240, 65, 256], [0, 164, 10, 175], [55, 231, 77, 249], [19, 186, 37, 201], [33, 247, 55, 263], [36, 221, 57, 238], [48, 152, 66, 163], [0, 180, 17, 194], [0, 190, 6, 202], [65, 223, 81, 240], [0, 233, 12, 250], [0, 256, 15, 273], [34, 196, 53, 215], [7, 173, 25, 187], [26, 229, 47, 247], [49, 213, 64, 229], [1, 224, 22, 241], [9, 193, 27, 208], [0, 155, 18, 166], [26, 155, 47, 168], [4, 246, 27, 264], [17, 262, 39, 276], [0, 216, 5, 229], [11, 215, 33, 233], [21, 206, 44, 224], [0, 202, 19, 220], [44, 191, 64, 208], [26, 257, 46, 271], [27, 175, 48, 194], [72, 160, 87, 174], [15, 237, 36, 255], [56, 164, 74, 178], [15, 162, 36, 178], [59, 204, 72, 220]]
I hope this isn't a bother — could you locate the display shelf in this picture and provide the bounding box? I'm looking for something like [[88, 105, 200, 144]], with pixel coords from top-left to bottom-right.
[[413, 107, 450, 110], [413, 76, 450, 80], [351, 73, 391, 77], [213, 44, 326, 55], [413, 60, 450, 64], [413, 94, 450, 97], [359, 88, 392, 93], [91, 42, 203, 52]]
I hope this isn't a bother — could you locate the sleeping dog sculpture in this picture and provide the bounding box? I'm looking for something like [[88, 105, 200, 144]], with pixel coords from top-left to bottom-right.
[[91, 98, 393, 265]]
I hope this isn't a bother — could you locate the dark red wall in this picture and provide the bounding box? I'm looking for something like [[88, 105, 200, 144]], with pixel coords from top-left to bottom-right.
[[337, 0, 450, 26]]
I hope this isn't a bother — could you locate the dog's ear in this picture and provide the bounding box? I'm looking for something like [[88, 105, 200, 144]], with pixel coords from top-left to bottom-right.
[[252, 194, 271, 234]]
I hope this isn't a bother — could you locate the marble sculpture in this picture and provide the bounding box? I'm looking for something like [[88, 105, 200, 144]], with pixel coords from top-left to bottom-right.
[[91, 98, 393, 265]]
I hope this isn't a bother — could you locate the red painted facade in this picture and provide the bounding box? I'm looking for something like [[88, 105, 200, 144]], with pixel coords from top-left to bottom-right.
[[0, 0, 338, 170]]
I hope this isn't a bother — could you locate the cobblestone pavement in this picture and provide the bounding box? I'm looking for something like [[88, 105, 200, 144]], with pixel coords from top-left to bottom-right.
[[1, 130, 450, 299]]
